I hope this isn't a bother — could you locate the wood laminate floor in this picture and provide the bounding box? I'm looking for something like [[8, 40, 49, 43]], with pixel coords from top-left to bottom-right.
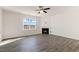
[[0, 34, 79, 52]]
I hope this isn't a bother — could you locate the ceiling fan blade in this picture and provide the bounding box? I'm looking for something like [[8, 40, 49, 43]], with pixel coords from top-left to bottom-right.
[[44, 8, 50, 10], [43, 10, 47, 13]]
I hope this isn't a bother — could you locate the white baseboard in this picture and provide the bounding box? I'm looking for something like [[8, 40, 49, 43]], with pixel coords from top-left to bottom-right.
[[0, 38, 22, 46], [50, 33, 78, 40]]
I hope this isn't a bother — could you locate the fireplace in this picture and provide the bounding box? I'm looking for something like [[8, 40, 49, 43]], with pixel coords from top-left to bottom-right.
[[42, 28, 49, 34]]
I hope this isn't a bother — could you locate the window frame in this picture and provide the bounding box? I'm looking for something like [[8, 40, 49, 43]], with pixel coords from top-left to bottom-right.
[[23, 18, 37, 30]]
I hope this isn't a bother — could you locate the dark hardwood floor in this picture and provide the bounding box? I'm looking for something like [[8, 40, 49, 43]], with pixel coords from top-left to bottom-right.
[[0, 34, 79, 52]]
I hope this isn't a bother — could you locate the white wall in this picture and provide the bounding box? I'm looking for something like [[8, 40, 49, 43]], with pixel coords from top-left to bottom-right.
[[2, 10, 41, 39], [50, 11, 79, 40], [2, 7, 79, 40], [40, 14, 51, 33], [41, 16, 51, 28], [41, 7, 79, 40], [0, 9, 3, 41]]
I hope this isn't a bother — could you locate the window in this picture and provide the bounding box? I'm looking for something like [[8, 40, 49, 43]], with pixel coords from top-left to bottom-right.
[[23, 18, 36, 30]]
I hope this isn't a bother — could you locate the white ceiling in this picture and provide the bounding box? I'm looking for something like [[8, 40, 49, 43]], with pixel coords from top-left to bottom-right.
[[0, 6, 58, 16], [1, 6, 79, 17], [0, 6, 39, 16]]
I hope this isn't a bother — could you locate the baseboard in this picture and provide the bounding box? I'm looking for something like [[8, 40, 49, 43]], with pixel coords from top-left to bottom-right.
[[2, 33, 41, 41], [50, 33, 77, 40]]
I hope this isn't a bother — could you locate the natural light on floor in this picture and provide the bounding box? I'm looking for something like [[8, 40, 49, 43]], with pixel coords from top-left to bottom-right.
[[0, 38, 22, 46]]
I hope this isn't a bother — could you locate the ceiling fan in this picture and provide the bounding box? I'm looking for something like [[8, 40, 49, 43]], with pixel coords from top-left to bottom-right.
[[35, 6, 50, 14]]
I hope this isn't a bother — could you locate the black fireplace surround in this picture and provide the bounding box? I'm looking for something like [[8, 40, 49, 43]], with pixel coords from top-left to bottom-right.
[[42, 28, 49, 34]]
